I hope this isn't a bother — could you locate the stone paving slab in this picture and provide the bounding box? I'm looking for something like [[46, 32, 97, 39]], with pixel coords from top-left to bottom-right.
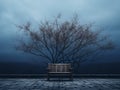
[[0, 78, 120, 90]]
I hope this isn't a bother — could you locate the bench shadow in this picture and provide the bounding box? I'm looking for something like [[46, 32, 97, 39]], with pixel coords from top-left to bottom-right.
[[46, 78, 73, 82]]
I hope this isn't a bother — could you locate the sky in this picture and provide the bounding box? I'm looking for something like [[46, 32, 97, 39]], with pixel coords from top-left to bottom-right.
[[0, 0, 120, 63]]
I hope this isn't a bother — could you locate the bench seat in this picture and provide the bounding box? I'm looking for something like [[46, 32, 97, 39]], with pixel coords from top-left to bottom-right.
[[48, 72, 71, 73]]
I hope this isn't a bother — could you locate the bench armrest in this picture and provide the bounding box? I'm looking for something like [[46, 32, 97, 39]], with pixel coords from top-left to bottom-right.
[[69, 68, 73, 72], [47, 68, 50, 72]]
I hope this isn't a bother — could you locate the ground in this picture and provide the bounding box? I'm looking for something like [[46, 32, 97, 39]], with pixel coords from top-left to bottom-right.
[[0, 78, 120, 90]]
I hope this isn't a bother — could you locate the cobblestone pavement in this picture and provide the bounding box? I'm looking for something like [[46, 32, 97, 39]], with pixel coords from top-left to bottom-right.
[[0, 78, 120, 90]]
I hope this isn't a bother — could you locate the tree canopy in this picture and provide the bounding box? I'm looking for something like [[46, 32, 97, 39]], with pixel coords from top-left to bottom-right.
[[16, 15, 114, 65]]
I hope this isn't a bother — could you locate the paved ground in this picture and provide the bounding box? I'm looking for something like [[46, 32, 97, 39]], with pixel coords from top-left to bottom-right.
[[0, 78, 120, 90]]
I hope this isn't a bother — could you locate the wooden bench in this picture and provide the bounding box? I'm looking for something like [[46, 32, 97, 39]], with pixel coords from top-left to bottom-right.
[[47, 63, 73, 80]]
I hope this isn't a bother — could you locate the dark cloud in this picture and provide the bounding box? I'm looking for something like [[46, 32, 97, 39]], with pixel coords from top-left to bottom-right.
[[0, 0, 120, 62]]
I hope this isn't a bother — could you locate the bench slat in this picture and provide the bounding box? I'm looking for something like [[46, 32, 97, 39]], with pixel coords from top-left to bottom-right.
[[48, 64, 71, 73]]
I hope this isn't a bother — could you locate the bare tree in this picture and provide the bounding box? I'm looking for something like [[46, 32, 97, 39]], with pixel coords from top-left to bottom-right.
[[16, 15, 114, 65]]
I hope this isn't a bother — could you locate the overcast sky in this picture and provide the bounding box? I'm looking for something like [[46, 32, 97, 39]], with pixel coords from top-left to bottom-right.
[[0, 0, 120, 63]]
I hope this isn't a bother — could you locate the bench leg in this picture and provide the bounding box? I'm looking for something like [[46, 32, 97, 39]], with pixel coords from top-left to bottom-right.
[[47, 73, 50, 81], [70, 73, 73, 81]]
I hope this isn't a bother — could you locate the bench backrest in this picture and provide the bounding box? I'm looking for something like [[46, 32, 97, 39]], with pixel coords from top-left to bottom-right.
[[48, 64, 71, 72]]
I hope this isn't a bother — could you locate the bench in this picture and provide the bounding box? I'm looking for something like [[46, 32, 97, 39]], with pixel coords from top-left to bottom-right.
[[47, 63, 73, 80]]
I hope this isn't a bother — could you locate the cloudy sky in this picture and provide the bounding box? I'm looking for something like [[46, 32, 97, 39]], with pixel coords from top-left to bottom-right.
[[0, 0, 120, 63]]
